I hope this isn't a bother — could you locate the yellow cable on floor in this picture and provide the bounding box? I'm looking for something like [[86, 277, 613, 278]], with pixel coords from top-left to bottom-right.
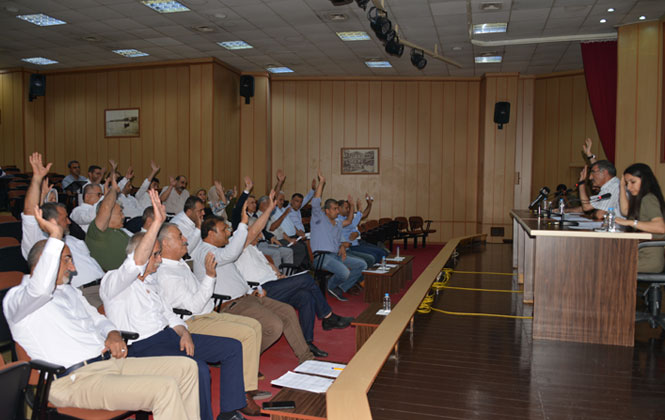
[[430, 307, 533, 319], [443, 268, 514, 276], [442, 285, 523, 293]]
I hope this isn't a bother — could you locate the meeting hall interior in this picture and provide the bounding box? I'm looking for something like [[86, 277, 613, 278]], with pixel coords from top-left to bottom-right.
[[2, 0, 665, 419]]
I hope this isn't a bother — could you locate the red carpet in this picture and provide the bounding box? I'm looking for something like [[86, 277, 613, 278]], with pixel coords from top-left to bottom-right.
[[211, 244, 443, 418]]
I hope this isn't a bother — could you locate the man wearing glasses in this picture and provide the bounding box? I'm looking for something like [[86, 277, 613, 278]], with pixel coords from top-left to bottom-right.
[[568, 160, 621, 219], [70, 183, 104, 232]]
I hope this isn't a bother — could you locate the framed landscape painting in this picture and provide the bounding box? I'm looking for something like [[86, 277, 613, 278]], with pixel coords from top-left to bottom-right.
[[341, 148, 380, 175], [105, 108, 140, 138]]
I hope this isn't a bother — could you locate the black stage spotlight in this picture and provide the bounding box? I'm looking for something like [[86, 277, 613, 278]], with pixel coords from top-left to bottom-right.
[[385, 35, 404, 57], [410, 48, 427, 69], [368, 7, 392, 40], [356, 0, 370, 10]]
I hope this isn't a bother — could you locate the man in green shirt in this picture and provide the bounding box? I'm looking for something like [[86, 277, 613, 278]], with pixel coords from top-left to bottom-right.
[[85, 173, 130, 272]]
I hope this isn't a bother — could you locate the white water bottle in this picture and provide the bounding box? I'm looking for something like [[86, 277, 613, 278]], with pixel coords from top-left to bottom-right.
[[381, 256, 386, 269], [607, 208, 616, 232], [383, 293, 391, 311], [396, 246, 400, 258], [558, 198, 565, 216]]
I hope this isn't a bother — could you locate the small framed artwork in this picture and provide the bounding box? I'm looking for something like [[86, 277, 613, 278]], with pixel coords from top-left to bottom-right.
[[105, 108, 140, 138], [341, 147, 380, 175]]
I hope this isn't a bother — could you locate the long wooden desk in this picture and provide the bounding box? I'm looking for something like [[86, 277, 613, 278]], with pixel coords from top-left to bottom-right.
[[511, 209, 651, 347]]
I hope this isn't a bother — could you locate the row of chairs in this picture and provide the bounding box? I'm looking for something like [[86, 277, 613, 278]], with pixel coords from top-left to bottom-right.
[[359, 216, 436, 250]]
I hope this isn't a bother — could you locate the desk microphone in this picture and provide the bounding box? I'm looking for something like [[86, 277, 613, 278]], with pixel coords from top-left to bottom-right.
[[529, 186, 550, 210], [591, 193, 611, 202]]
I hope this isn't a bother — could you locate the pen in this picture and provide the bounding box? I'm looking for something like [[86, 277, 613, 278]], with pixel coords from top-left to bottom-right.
[[332, 367, 344, 371]]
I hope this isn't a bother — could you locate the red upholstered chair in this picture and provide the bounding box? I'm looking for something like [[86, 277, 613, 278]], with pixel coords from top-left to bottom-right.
[[408, 216, 436, 247], [0, 356, 31, 420]]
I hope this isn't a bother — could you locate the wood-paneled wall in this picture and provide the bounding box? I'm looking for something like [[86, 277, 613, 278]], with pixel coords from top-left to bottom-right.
[[240, 74, 271, 194], [616, 21, 664, 178], [6, 59, 241, 193], [532, 71, 603, 198], [0, 70, 25, 168], [268, 79, 481, 243]]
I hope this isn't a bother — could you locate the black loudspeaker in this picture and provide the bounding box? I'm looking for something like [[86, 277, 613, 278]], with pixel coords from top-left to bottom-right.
[[29, 74, 46, 102], [494, 101, 510, 129], [240, 75, 254, 105]]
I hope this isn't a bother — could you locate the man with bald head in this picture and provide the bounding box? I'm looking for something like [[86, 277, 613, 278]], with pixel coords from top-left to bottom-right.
[[161, 174, 190, 214]]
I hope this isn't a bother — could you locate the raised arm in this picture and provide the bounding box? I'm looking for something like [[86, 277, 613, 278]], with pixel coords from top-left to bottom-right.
[[361, 193, 373, 220], [314, 169, 325, 199], [94, 172, 120, 232], [160, 176, 176, 202], [246, 191, 276, 247], [582, 138, 597, 165], [24, 153, 52, 216], [134, 190, 166, 266], [214, 180, 228, 204], [619, 175, 629, 217], [269, 206, 291, 231], [273, 169, 285, 194], [341, 195, 355, 227], [231, 176, 253, 230]]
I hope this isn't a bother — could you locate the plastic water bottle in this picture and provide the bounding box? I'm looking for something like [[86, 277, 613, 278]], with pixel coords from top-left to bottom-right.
[[558, 198, 565, 216], [381, 256, 386, 269], [383, 293, 391, 311], [396, 246, 400, 258], [607, 208, 616, 232]]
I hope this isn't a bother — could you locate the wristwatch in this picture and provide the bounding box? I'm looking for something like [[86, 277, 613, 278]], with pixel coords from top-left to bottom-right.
[[633, 219, 639, 228], [586, 154, 596, 160]]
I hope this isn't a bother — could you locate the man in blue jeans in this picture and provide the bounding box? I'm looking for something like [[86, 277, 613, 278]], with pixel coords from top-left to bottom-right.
[[337, 196, 389, 267], [308, 169, 367, 301]]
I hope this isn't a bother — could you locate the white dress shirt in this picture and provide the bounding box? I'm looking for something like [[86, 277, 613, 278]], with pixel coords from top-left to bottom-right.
[[155, 258, 216, 319], [161, 187, 190, 214], [191, 224, 249, 299], [118, 178, 150, 218], [171, 212, 201, 255], [592, 176, 621, 213], [21, 213, 105, 288], [235, 245, 278, 285], [3, 238, 116, 367], [70, 202, 99, 232], [100, 254, 186, 344]]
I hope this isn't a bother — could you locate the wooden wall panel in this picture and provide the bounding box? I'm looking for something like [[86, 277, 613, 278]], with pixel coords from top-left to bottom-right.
[[532, 72, 602, 199], [616, 21, 664, 179], [269, 79, 482, 244], [0, 71, 25, 168], [212, 63, 240, 192]]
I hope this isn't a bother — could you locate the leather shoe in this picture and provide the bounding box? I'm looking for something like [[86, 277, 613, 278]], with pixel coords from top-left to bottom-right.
[[327, 287, 348, 302], [240, 393, 261, 416], [257, 371, 265, 380], [308, 342, 329, 358], [322, 314, 352, 330]]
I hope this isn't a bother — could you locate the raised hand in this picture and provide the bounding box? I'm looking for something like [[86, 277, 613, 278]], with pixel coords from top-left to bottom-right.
[[276, 169, 285, 183], [583, 138, 592, 156], [169, 176, 177, 187], [150, 160, 160, 173], [125, 166, 134, 180], [579, 165, 588, 182], [149, 189, 166, 225], [366, 193, 373, 202], [241, 199, 250, 225], [268, 189, 276, 209], [244, 176, 253, 192], [34, 205, 63, 239], [214, 180, 223, 194], [29, 152, 52, 180], [311, 178, 317, 190], [204, 252, 217, 277], [356, 198, 362, 210], [40, 178, 53, 204], [109, 159, 118, 171], [317, 168, 325, 184], [103, 176, 112, 191]]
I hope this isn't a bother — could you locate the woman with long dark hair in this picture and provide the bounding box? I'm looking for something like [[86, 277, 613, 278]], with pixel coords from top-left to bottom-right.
[[615, 163, 665, 272]]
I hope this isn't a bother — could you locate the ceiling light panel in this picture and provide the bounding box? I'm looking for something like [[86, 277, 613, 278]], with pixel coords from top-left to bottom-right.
[[17, 14, 66, 26], [365, 61, 392, 68], [112, 49, 150, 57], [22, 57, 59, 65], [473, 23, 508, 34], [267, 66, 294, 73], [475, 56, 502, 63], [141, 1, 190, 14], [218, 41, 254, 50], [336, 31, 371, 41]]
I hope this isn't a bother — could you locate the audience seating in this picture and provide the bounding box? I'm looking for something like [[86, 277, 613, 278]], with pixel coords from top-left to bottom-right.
[[7, 191, 25, 219], [0, 271, 23, 359], [408, 216, 436, 247], [394, 216, 424, 249], [635, 241, 665, 330], [0, 244, 28, 273], [0, 357, 31, 420], [0, 215, 18, 223], [0, 221, 22, 242]]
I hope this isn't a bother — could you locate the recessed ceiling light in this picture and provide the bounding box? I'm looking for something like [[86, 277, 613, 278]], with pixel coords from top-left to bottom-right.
[[480, 2, 502, 11], [17, 13, 66, 26], [83, 35, 101, 42], [365, 60, 392, 68], [141, 0, 190, 13], [192, 25, 216, 33], [113, 49, 149, 58], [218, 41, 253, 50], [639, 15, 646, 20], [22, 57, 58, 65], [475, 55, 502, 64], [336, 31, 371, 41], [212, 13, 227, 19], [452, 46, 463, 51], [267, 66, 294, 74], [607, 8, 615, 12], [473, 23, 507, 34], [324, 12, 348, 22], [600, 18, 607, 23]]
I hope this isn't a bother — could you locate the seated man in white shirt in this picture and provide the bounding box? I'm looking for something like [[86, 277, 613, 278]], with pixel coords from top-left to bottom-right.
[[191, 193, 317, 361], [70, 182, 104, 232], [4, 206, 200, 420], [236, 217, 353, 354], [566, 160, 621, 219], [21, 152, 106, 307], [171, 196, 204, 255], [100, 190, 250, 420], [117, 163, 159, 233], [161, 174, 190, 215]]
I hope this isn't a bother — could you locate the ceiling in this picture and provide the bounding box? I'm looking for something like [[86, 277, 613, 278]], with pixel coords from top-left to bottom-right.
[[0, 0, 663, 77]]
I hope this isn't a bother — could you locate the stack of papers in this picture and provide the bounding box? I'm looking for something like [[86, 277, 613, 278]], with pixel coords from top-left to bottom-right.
[[363, 267, 390, 274], [386, 256, 405, 262], [376, 309, 391, 316], [271, 361, 347, 393], [294, 360, 346, 378]]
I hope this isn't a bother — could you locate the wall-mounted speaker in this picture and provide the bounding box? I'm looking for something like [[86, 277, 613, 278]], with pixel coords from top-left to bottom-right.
[[240, 75, 254, 105], [494, 101, 510, 129], [29, 74, 46, 102]]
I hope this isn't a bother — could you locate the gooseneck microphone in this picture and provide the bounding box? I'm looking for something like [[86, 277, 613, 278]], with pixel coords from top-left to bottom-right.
[[591, 193, 611, 202], [529, 186, 551, 210]]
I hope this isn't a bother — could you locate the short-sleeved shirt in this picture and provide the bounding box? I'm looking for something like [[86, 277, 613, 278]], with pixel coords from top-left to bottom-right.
[[310, 197, 342, 253], [637, 193, 665, 273], [593, 177, 620, 213], [85, 221, 130, 272]]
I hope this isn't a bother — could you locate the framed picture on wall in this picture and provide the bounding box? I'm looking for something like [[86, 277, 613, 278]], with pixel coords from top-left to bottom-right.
[[341, 148, 380, 175], [105, 108, 140, 138]]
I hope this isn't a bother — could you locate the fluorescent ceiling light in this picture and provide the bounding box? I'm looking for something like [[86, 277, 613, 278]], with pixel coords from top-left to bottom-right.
[[365, 61, 392, 68], [336, 31, 371, 41], [17, 13, 66, 26], [607, 8, 615, 12], [267, 66, 294, 73], [113, 49, 149, 58], [141, 0, 190, 13], [218, 41, 253, 50], [22, 57, 58, 65], [639, 15, 646, 20], [600, 18, 607, 23], [475, 56, 502, 63], [473, 23, 507, 34]]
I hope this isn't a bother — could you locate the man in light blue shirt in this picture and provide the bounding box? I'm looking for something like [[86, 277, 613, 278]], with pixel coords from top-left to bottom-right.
[[337, 197, 389, 267], [309, 170, 367, 301], [288, 180, 316, 235]]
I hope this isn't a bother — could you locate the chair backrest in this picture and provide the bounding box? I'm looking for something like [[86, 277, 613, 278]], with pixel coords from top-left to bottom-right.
[[0, 215, 18, 223], [409, 216, 424, 231], [0, 360, 30, 420], [394, 217, 409, 231], [0, 222, 22, 242], [0, 246, 29, 273], [378, 218, 392, 226], [365, 220, 379, 230]]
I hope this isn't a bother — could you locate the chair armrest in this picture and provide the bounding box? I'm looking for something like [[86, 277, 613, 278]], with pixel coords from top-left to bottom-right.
[[312, 251, 332, 271], [638, 241, 665, 249], [172, 308, 193, 319], [279, 263, 300, 270], [212, 293, 232, 301], [29, 359, 65, 375], [119, 330, 139, 342], [211, 293, 232, 313], [246, 281, 260, 288]]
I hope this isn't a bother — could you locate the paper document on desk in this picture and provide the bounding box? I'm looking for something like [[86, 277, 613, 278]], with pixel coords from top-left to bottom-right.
[[294, 360, 346, 378], [271, 371, 334, 393], [550, 213, 590, 222], [568, 221, 604, 230], [386, 257, 405, 262], [363, 268, 390, 274]]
